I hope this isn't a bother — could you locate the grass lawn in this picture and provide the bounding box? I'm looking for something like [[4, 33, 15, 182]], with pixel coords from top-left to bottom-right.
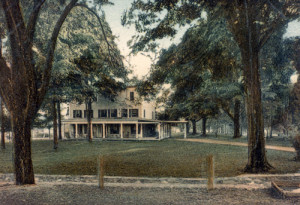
[[181, 133, 295, 147], [0, 137, 298, 178]]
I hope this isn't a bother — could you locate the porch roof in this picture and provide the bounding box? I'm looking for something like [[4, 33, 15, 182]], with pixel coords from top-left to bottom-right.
[[62, 118, 187, 124], [62, 118, 160, 124]]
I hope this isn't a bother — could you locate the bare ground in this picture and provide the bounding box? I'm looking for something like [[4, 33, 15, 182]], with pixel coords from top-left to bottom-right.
[[1, 174, 300, 205]]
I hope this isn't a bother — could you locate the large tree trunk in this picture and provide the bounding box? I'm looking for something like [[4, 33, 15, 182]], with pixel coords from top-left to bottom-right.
[[57, 101, 62, 140], [233, 99, 241, 138], [86, 98, 92, 142], [225, 1, 272, 172], [1, 99, 5, 149], [52, 100, 58, 149], [12, 116, 35, 185], [242, 50, 272, 172], [191, 119, 197, 135], [202, 117, 207, 137]]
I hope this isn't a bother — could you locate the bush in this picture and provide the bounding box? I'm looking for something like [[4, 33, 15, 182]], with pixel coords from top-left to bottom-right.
[[292, 135, 300, 161]]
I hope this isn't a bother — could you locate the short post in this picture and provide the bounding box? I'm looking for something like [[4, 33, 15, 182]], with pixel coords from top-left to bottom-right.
[[207, 155, 214, 190], [98, 156, 105, 189]]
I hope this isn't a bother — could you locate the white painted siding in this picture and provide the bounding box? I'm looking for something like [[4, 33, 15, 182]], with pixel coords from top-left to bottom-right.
[[69, 87, 155, 119]]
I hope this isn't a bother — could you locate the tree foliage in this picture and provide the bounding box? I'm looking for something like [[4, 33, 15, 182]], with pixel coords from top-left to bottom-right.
[[124, 0, 300, 172], [0, 0, 120, 185]]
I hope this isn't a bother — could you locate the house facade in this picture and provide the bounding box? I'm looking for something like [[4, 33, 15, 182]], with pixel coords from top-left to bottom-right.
[[62, 86, 186, 140]]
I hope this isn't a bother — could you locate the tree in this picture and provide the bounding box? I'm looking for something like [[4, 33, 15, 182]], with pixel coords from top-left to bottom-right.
[[123, 0, 300, 172], [289, 37, 300, 128], [70, 49, 126, 141], [139, 19, 243, 137], [1, 98, 6, 149], [261, 32, 296, 138], [0, 0, 115, 185]]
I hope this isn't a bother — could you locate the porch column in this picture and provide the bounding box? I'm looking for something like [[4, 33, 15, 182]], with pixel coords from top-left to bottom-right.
[[141, 124, 144, 138], [62, 123, 65, 139], [75, 123, 78, 138], [120, 123, 123, 138], [169, 124, 172, 138], [158, 123, 161, 139], [69, 124, 72, 139], [184, 123, 187, 139], [136, 123, 138, 138], [102, 124, 106, 138], [90, 123, 93, 139]]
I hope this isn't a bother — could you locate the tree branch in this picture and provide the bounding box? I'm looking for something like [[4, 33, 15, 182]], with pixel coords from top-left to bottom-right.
[[26, 0, 46, 53], [1, 0, 26, 62], [258, 17, 288, 50], [0, 56, 14, 112], [75, 3, 123, 68], [38, 0, 79, 107], [221, 105, 234, 121]]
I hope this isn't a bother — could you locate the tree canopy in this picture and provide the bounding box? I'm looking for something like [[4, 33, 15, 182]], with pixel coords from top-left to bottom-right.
[[124, 0, 300, 172], [0, 0, 124, 185]]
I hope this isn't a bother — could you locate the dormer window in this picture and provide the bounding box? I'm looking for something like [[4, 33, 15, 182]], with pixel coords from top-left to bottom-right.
[[130, 92, 134, 101]]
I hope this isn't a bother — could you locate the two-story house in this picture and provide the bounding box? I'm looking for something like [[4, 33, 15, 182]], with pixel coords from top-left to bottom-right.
[[62, 86, 185, 140]]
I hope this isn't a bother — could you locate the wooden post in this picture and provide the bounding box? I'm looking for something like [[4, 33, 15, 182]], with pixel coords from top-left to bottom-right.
[[98, 156, 105, 189], [207, 155, 214, 190]]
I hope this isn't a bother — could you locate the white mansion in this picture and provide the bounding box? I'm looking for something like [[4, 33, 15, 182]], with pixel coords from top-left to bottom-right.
[[62, 86, 187, 140]]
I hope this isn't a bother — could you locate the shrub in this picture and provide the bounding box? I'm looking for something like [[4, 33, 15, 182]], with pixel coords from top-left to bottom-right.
[[292, 135, 300, 161]]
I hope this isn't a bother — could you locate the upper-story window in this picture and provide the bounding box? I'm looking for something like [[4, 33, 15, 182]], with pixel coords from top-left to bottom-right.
[[111, 109, 117, 117], [121, 109, 128, 117], [84, 110, 93, 118], [129, 109, 139, 118], [73, 110, 82, 118], [98, 109, 107, 118], [130, 92, 134, 101]]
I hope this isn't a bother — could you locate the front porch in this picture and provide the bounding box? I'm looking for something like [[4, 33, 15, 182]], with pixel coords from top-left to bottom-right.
[[62, 119, 187, 140]]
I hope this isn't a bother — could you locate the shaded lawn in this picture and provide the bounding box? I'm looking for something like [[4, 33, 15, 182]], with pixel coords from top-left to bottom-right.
[[181, 133, 295, 147], [0, 139, 298, 178]]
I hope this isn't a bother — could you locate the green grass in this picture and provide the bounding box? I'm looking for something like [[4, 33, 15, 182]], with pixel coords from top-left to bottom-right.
[[183, 133, 295, 147], [0, 138, 298, 178]]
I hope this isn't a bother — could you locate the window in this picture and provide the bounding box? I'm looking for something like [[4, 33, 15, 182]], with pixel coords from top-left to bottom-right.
[[130, 92, 134, 101], [73, 110, 82, 118], [144, 109, 146, 118], [111, 109, 117, 117], [121, 109, 128, 117], [129, 109, 139, 118], [98, 109, 107, 118], [84, 110, 93, 118]]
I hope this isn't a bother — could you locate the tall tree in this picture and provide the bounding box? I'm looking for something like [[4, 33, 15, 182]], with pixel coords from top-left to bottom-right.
[[123, 0, 300, 172], [0, 98, 5, 149], [0, 0, 114, 185], [70, 49, 126, 141]]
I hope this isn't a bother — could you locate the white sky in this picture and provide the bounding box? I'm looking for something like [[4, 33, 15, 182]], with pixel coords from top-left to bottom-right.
[[102, 1, 300, 79]]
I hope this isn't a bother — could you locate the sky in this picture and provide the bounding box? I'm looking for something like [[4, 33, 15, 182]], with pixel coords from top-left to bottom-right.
[[102, 1, 300, 80]]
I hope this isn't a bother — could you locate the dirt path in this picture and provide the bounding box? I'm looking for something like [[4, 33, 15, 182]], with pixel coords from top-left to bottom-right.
[[1, 173, 300, 205], [178, 138, 296, 152]]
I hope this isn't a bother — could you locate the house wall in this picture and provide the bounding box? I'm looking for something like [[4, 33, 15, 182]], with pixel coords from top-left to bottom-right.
[[69, 87, 156, 120]]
